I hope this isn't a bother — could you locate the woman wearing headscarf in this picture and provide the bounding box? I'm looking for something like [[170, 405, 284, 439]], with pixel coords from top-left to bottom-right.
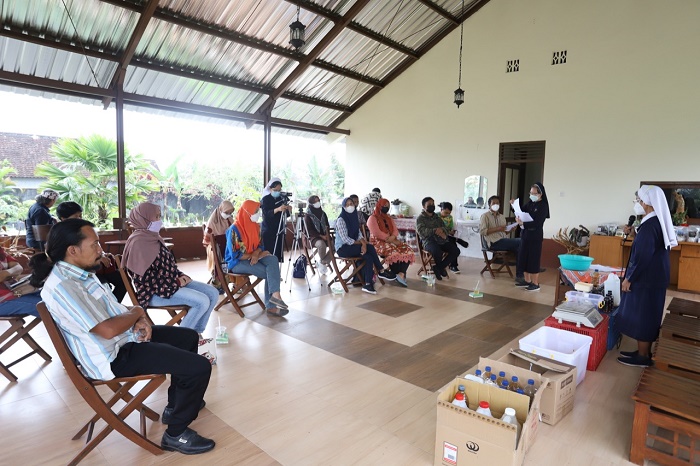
[[511, 182, 549, 292], [25, 189, 58, 249], [616, 185, 677, 368], [335, 197, 396, 295], [202, 200, 235, 278], [122, 203, 219, 334], [303, 195, 332, 274], [260, 178, 293, 262], [224, 200, 289, 316], [367, 198, 415, 287]]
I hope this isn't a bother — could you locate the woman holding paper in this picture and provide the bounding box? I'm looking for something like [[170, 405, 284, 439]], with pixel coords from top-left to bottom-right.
[[511, 182, 549, 291]]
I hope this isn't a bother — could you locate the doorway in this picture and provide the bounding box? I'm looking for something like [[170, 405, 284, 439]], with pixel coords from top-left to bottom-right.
[[497, 141, 546, 219]]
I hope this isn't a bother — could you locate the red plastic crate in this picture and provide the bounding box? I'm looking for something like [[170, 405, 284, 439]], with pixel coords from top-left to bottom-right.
[[544, 314, 609, 371]]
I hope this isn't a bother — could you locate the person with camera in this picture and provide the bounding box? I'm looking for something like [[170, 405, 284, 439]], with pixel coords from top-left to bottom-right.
[[261, 178, 293, 263]]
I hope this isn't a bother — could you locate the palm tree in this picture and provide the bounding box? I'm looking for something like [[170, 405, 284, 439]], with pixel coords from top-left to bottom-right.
[[35, 134, 159, 227]]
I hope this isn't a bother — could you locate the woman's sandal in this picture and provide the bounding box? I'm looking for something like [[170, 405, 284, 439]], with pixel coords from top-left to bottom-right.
[[269, 296, 289, 309], [266, 307, 289, 317]]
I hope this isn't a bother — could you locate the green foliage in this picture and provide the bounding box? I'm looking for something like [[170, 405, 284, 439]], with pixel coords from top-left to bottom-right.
[[0, 160, 23, 227], [36, 134, 159, 228]]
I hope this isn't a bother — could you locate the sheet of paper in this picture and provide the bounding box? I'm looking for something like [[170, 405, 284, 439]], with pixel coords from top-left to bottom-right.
[[505, 223, 518, 232], [512, 199, 533, 222]]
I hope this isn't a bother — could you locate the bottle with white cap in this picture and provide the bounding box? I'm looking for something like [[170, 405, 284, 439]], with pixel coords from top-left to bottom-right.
[[500, 407, 521, 446]]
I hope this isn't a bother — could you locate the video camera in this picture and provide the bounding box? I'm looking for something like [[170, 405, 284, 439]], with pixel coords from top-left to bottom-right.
[[297, 201, 307, 217], [279, 191, 293, 202]]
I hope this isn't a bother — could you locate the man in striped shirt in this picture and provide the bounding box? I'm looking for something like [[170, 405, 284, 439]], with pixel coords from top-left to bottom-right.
[[30, 219, 215, 456]]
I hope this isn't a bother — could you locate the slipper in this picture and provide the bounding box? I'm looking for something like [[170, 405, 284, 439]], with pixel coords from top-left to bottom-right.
[[269, 296, 289, 309], [266, 307, 289, 317]]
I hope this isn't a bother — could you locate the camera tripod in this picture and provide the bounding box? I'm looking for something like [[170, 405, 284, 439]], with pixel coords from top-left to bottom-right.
[[272, 201, 295, 261], [283, 210, 315, 291]]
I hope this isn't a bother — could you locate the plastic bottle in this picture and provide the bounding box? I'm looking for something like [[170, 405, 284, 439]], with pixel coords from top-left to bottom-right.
[[496, 371, 507, 387], [485, 374, 498, 386], [452, 384, 468, 409], [501, 379, 510, 390], [604, 273, 621, 306], [510, 375, 521, 392], [482, 366, 492, 382], [516, 388, 525, 395], [475, 369, 483, 379], [591, 269, 600, 288], [475, 401, 492, 417], [523, 379, 536, 407], [500, 407, 521, 446]]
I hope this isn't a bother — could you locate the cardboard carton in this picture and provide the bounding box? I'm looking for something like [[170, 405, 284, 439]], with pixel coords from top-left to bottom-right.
[[434, 358, 547, 466], [497, 351, 577, 425]]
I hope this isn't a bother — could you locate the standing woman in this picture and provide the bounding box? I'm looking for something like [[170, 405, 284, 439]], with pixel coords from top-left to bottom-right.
[[122, 202, 219, 334], [202, 200, 235, 279], [616, 185, 677, 367], [512, 182, 549, 291], [25, 189, 58, 249], [367, 198, 415, 287], [260, 178, 293, 262]]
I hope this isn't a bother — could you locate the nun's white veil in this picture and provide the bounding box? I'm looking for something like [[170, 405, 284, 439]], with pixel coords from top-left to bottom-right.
[[638, 185, 678, 249]]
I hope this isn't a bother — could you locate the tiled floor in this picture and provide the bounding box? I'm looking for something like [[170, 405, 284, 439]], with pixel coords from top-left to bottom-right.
[[1, 256, 697, 465]]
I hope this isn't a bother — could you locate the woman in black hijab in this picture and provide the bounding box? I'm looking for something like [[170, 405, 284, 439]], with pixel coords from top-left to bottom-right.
[[512, 182, 549, 291]]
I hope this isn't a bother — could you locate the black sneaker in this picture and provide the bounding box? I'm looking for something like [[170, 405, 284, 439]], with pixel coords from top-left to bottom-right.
[[378, 270, 396, 281], [433, 270, 443, 280], [617, 354, 653, 368], [161, 428, 215, 455], [514, 277, 529, 287], [449, 265, 461, 274], [619, 350, 638, 358], [362, 283, 377, 295], [162, 400, 206, 424], [439, 268, 448, 278], [525, 284, 540, 292]]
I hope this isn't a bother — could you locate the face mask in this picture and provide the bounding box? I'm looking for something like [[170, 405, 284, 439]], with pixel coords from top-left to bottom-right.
[[271, 191, 281, 198], [250, 212, 261, 223], [529, 194, 539, 202], [148, 220, 163, 233], [221, 212, 232, 219], [312, 202, 321, 209], [426, 205, 436, 213], [344, 205, 355, 214], [380, 206, 390, 214], [633, 202, 646, 216], [491, 204, 500, 212]]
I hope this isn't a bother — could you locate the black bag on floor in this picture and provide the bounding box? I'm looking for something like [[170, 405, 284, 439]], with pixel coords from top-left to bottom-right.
[[293, 255, 307, 278]]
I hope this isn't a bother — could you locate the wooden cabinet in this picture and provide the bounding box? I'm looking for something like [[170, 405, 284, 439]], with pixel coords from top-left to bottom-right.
[[589, 235, 625, 267], [679, 243, 700, 293]]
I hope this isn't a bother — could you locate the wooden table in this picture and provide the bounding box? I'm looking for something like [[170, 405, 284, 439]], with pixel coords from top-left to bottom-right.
[[667, 297, 700, 318], [653, 338, 700, 382], [661, 313, 700, 345]]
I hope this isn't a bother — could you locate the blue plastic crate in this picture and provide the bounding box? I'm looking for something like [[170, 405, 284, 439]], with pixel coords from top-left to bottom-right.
[[605, 308, 621, 350]]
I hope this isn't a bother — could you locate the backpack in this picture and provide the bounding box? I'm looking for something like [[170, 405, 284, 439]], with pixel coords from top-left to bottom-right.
[[292, 255, 307, 278]]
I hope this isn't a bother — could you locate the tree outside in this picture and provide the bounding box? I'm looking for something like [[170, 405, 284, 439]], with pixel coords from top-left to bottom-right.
[[0, 160, 24, 229], [35, 135, 160, 228]]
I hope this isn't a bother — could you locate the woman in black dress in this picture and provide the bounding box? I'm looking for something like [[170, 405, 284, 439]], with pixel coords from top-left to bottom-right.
[[260, 177, 293, 262], [512, 182, 549, 292]]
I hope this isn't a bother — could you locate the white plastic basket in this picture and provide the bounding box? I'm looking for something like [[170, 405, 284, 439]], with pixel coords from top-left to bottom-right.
[[519, 326, 592, 385]]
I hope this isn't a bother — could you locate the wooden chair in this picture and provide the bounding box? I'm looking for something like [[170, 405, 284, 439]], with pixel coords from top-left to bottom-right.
[[480, 235, 514, 279], [114, 256, 189, 326], [416, 238, 449, 278], [327, 230, 384, 293], [0, 314, 52, 382], [35, 302, 164, 465], [31, 224, 52, 251], [212, 234, 264, 317]]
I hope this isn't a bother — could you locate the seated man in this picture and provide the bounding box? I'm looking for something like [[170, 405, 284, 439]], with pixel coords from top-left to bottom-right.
[[416, 197, 460, 280], [479, 195, 526, 285], [29, 219, 215, 455]]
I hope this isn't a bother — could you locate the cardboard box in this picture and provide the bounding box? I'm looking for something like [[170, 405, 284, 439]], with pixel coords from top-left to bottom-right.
[[497, 351, 577, 426], [434, 359, 547, 466]]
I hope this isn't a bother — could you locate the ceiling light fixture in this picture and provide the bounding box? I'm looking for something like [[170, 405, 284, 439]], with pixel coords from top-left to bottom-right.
[[454, 0, 465, 108], [289, 4, 306, 50]]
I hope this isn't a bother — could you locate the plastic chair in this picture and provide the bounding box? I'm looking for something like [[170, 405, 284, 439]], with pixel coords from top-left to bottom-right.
[[0, 314, 52, 382], [35, 302, 164, 465], [480, 235, 514, 278], [212, 234, 264, 317]]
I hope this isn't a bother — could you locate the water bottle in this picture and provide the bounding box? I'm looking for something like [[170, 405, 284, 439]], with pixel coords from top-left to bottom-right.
[[485, 374, 498, 386], [451, 384, 469, 409], [523, 379, 536, 407], [591, 269, 600, 288], [496, 371, 507, 387], [475, 401, 492, 417], [501, 379, 510, 390], [500, 407, 521, 445], [482, 366, 492, 382], [516, 388, 525, 395], [510, 375, 521, 392], [475, 369, 482, 379]]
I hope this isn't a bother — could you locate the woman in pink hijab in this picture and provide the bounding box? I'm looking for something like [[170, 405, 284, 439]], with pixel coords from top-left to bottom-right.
[[122, 203, 219, 334]]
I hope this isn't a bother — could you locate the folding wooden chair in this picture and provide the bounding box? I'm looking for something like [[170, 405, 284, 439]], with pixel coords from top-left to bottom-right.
[[36, 302, 164, 465], [327, 230, 384, 293], [416, 238, 449, 278], [31, 224, 52, 251], [0, 314, 52, 382], [480, 235, 514, 278], [211, 234, 264, 317], [114, 256, 189, 326]]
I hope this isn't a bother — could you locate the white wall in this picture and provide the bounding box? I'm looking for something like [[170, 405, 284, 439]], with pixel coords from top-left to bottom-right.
[[341, 0, 700, 236]]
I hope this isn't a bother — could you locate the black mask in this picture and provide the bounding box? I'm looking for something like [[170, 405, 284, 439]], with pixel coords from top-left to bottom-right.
[[426, 205, 436, 213], [380, 207, 389, 214]]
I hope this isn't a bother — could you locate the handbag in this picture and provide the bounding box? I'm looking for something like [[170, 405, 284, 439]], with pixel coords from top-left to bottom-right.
[[198, 337, 217, 365]]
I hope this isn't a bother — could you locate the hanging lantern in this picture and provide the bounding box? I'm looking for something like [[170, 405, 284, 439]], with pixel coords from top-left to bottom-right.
[[289, 5, 306, 50], [454, 88, 465, 108]]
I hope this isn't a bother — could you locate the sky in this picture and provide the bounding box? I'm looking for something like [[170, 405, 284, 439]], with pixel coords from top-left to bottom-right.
[[0, 90, 345, 169]]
